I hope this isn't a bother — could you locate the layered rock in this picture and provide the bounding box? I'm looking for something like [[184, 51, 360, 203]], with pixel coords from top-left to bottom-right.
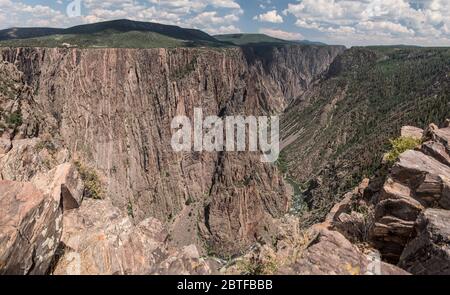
[[371, 125, 450, 262], [283, 227, 408, 275], [0, 160, 86, 274], [223, 220, 408, 275], [53, 198, 214, 275], [0, 180, 61, 274], [324, 122, 450, 274], [0, 45, 342, 255], [399, 209, 450, 274]]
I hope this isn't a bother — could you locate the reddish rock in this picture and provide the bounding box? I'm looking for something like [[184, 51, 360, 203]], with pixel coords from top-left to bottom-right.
[[0, 180, 62, 275], [281, 228, 408, 275], [421, 141, 450, 166], [399, 209, 450, 275], [32, 163, 84, 211], [401, 126, 423, 140]]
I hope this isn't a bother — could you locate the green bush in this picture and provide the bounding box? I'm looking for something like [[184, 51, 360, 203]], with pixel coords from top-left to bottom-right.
[[74, 161, 104, 200], [238, 256, 278, 275], [276, 152, 288, 174], [6, 111, 22, 127], [385, 136, 422, 164]]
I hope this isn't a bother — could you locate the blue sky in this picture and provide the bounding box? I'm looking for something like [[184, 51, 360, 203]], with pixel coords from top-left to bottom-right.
[[0, 0, 449, 46]]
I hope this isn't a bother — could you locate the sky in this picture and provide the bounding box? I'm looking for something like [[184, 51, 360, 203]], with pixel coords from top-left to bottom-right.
[[0, 0, 449, 47]]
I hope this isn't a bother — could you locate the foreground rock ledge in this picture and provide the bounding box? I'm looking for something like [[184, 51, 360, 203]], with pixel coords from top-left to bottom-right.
[[0, 180, 62, 275]]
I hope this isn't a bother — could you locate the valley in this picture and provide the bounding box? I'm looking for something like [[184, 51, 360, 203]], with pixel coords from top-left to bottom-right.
[[0, 20, 449, 275]]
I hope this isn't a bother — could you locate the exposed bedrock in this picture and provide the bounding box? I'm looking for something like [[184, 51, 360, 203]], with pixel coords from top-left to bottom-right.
[[0, 45, 343, 255]]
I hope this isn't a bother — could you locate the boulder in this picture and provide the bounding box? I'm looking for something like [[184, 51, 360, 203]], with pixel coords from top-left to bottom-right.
[[325, 192, 353, 225], [421, 141, 450, 166], [280, 227, 408, 275], [371, 178, 424, 260], [432, 127, 450, 148], [32, 163, 84, 211], [391, 150, 450, 208], [0, 180, 62, 275], [401, 126, 423, 140], [399, 209, 450, 275]]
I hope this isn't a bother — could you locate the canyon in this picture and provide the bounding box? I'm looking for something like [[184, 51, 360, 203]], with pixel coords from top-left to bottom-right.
[[0, 42, 449, 275]]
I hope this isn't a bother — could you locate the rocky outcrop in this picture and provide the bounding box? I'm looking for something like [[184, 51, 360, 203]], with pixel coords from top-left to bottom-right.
[[53, 198, 214, 275], [0, 180, 62, 274], [0, 160, 86, 275], [401, 126, 424, 140], [398, 209, 450, 275], [222, 220, 408, 275], [0, 157, 213, 275], [371, 125, 450, 262], [283, 227, 408, 275], [322, 122, 450, 274]]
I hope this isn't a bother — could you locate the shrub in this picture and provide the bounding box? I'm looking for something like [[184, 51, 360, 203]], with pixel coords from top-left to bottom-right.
[[127, 200, 134, 218], [6, 111, 22, 127], [385, 136, 422, 164], [74, 161, 104, 200], [275, 152, 288, 174], [238, 255, 278, 275]]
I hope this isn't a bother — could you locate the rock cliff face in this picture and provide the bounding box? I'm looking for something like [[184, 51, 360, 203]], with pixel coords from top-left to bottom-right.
[[0, 44, 343, 266]]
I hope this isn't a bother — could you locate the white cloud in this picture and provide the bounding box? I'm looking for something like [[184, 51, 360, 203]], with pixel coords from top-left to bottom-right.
[[284, 0, 450, 46], [206, 25, 240, 35], [259, 28, 303, 40], [0, 0, 243, 36], [254, 10, 283, 23]]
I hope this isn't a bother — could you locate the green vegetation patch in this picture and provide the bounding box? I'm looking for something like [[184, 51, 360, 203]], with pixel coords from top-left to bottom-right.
[[0, 30, 186, 49], [6, 111, 22, 128], [385, 136, 422, 164], [237, 256, 278, 275], [74, 161, 104, 200]]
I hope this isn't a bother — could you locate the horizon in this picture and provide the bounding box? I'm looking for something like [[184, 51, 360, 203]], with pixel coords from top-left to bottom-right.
[[0, 1, 448, 47], [2, 18, 450, 49]]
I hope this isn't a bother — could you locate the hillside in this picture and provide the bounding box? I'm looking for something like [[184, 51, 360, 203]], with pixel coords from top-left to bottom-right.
[[0, 19, 225, 48], [215, 33, 327, 46], [281, 46, 450, 226], [0, 30, 186, 48], [0, 20, 329, 49], [214, 33, 293, 45]]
